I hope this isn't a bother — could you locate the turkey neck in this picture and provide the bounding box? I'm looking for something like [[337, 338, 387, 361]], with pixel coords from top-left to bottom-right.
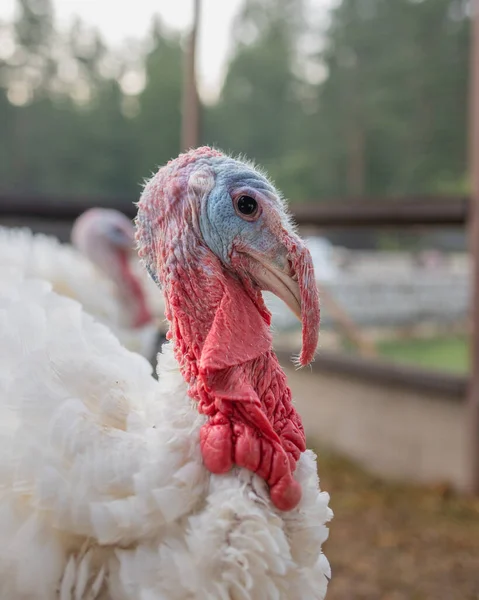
[[162, 234, 307, 511], [115, 249, 152, 328]]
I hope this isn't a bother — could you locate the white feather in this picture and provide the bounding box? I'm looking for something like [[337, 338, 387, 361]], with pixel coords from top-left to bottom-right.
[[0, 268, 332, 599], [0, 226, 159, 358]]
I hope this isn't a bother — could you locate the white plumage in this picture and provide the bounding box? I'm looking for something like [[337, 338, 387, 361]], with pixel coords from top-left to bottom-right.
[[0, 268, 331, 599], [0, 146, 333, 599], [0, 225, 160, 359]]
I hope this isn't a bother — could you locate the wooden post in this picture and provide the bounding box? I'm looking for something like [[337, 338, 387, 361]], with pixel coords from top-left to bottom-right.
[[319, 285, 377, 358], [181, 0, 201, 151], [468, 0, 479, 494]]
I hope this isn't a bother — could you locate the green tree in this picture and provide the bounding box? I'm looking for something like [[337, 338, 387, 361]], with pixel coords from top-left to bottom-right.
[[317, 0, 470, 196], [204, 0, 318, 200], [133, 18, 182, 180]]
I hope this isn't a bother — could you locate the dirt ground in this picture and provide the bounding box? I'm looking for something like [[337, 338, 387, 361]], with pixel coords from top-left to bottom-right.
[[316, 449, 479, 600]]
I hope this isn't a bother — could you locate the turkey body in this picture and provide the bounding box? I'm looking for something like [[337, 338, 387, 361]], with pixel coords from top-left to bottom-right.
[[0, 269, 331, 599], [0, 147, 332, 599]]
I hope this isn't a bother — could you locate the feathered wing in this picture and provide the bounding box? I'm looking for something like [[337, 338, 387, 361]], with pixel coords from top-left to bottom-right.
[[0, 269, 331, 599]]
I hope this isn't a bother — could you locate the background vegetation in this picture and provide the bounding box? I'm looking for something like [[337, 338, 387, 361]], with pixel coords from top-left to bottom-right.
[[0, 0, 470, 202]]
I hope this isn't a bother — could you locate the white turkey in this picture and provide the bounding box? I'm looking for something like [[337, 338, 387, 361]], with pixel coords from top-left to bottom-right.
[[71, 207, 169, 357], [0, 147, 332, 599], [0, 209, 163, 359]]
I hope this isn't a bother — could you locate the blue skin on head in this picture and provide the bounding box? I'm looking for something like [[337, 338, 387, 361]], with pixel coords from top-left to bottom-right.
[[198, 158, 288, 268]]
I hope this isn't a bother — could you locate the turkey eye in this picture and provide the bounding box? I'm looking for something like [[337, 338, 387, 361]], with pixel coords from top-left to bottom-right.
[[236, 195, 258, 217]]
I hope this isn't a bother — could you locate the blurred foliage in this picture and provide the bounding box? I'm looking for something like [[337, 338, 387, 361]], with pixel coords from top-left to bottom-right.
[[377, 335, 468, 373], [315, 0, 470, 198], [0, 0, 470, 203]]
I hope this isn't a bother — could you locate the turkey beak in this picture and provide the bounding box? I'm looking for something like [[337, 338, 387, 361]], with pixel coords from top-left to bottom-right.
[[249, 237, 320, 366]]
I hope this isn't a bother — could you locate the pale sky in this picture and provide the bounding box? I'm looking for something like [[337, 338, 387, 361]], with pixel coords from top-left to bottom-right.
[[0, 0, 331, 101], [1, 0, 244, 101]]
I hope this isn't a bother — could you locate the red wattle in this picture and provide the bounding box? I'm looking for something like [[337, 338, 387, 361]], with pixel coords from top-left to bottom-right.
[[192, 276, 306, 511], [135, 147, 313, 512]]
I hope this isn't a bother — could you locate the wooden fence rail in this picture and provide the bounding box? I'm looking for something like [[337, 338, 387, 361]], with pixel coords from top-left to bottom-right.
[[0, 193, 470, 227]]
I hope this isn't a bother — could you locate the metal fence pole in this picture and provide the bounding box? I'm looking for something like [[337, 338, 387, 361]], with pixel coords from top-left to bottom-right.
[[468, 0, 479, 494]]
